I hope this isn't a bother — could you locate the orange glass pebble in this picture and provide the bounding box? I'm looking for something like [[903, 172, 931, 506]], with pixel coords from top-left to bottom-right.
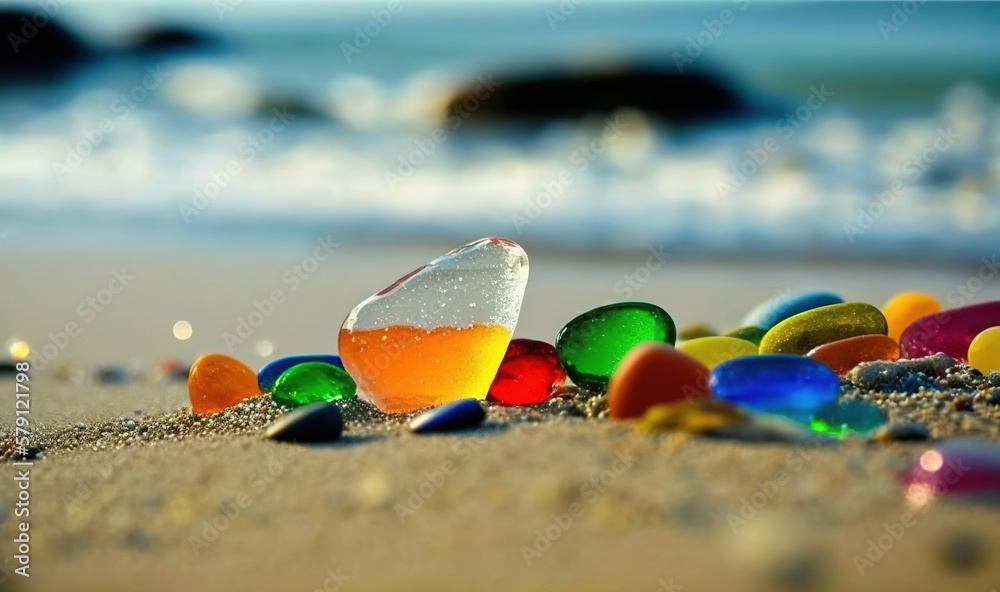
[[806, 334, 900, 375], [607, 342, 711, 420], [338, 324, 512, 413], [882, 292, 941, 342], [188, 353, 261, 415]]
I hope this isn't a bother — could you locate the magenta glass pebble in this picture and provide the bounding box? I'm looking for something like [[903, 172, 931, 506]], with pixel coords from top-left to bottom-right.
[[900, 300, 1000, 361], [902, 439, 1000, 506]]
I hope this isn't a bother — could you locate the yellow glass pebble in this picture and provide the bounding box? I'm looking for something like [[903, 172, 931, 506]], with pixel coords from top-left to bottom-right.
[[968, 327, 1000, 373], [676, 336, 758, 369], [882, 292, 941, 342]]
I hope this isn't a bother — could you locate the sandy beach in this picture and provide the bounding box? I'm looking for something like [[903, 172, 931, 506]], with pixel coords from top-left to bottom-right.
[[1, 378, 999, 592], [2, 244, 1000, 591]]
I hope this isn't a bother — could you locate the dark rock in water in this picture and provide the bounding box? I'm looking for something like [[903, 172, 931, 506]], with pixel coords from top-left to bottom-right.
[[0, 9, 92, 81], [265, 402, 344, 443], [409, 399, 486, 433], [127, 26, 218, 55], [254, 95, 328, 120], [444, 66, 749, 126]]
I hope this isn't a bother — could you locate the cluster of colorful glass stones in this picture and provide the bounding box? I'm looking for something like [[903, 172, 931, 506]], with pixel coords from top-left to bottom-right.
[[187, 238, 1000, 496]]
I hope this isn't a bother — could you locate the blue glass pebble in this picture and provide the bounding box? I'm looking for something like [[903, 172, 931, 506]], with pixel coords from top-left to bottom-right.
[[743, 291, 844, 330], [409, 399, 486, 433], [258, 354, 344, 391], [710, 355, 839, 421]]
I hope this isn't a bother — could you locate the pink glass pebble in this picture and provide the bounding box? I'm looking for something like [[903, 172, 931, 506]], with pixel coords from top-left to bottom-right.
[[902, 439, 1000, 506], [899, 300, 1000, 362]]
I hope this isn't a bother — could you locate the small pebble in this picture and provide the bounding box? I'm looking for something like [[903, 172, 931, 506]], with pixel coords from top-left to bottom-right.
[[968, 326, 1000, 374], [806, 334, 900, 375], [759, 303, 888, 355], [556, 301, 676, 392], [882, 291, 941, 342], [606, 342, 710, 419], [939, 532, 987, 572], [258, 354, 344, 391], [676, 336, 758, 369], [743, 290, 844, 330], [271, 362, 357, 408], [188, 353, 261, 415], [679, 322, 717, 340], [409, 399, 486, 433], [710, 355, 839, 421], [901, 300, 1000, 361], [809, 400, 887, 438], [637, 397, 745, 434], [265, 402, 344, 443], [723, 326, 768, 346], [872, 421, 931, 442], [488, 339, 566, 406]]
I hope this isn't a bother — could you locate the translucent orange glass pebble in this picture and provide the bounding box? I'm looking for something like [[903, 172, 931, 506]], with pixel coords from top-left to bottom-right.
[[188, 353, 261, 415], [806, 334, 900, 375], [882, 292, 941, 342]]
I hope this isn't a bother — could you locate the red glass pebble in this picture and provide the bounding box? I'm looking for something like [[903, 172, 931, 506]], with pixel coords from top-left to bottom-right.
[[900, 300, 1000, 361], [806, 334, 901, 375], [487, 339, 566, 406]]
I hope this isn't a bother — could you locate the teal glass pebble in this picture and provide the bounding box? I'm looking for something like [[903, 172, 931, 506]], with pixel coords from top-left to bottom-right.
[[271, 361, 357, 408], [556, 302, 676, 392], [743, 291, 844, 330], [809, 400, 888, 438], [710, 354, 839, 422]]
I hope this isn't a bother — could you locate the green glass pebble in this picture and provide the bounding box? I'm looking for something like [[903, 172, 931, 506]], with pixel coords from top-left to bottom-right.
[[809, 400, 888, 438], [724, 326, 768, 346], [271, 361, 357, 408], [556, 302, 676, 392], [759, 303, 888, 355]]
